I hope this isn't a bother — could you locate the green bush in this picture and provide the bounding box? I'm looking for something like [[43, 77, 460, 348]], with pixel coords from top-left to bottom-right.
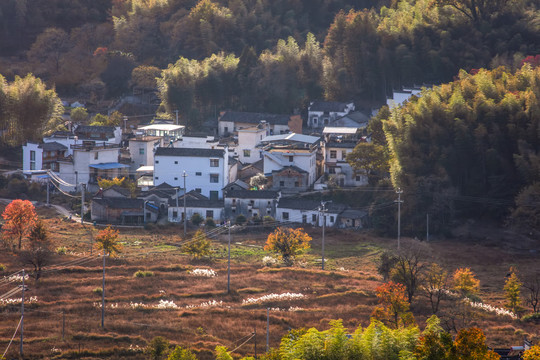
[[235, 214, 247, 225], [251, 215, 262, 225], [134, 270, 154, 278], [93, 287, 103, 295], [191, 213, 203, 226], [0, 264, 5, 272], [56, 246, 67, 255], [522, 313, 540, 323], [205, 218, 216, 227]]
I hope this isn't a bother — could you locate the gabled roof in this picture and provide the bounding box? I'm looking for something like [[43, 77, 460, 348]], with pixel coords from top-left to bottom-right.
[[309, 101, 352, 113], [41, 141, 68, 151], [103, 185, 131, 197], [226, 189, 280, 199], [223, 179, 249, 190], [180, 190, 210, 200], [155, 147, 225, 158], [219, 111, 290, 125], [261, 133, 320, 145], [278, 198, 347, 212], [272, 165, 307, 174], [92, 197, 143, 209], [75, 125, 116, 134]]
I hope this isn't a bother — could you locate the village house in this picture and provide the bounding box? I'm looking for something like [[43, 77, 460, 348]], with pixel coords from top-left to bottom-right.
[[127, 135, 163, 176], [275, 198, 346, 227], [218, 111, 302, 137], [386, 88, 423, 109], [91, 197, 158, 224], [224, 189, 280, 220], [236, 122, 270, 164], [74, 125, 122, 144], [322, 127, 368, 187], [167, 193, 225, 223], [153, 147, 229, 200], [22, 141, 68, 173], [307, 101, 355, 129]]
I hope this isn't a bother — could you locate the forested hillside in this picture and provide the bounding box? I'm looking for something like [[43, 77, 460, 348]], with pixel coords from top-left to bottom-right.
[[0, 0, 538, 113]]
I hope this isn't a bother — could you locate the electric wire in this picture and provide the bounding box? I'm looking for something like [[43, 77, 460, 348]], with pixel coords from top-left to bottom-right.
[[1, 316, 22, 359], [228, 333, 255, 354]]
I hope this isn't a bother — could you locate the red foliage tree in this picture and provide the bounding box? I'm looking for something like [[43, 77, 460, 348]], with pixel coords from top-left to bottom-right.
[[1, 199, 38, 250], [372, 281, 415, 328], [454, 327, 499, 360]]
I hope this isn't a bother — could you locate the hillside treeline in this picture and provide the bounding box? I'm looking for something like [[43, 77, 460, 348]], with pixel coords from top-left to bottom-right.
[[367, 64, 540, 236], [0, 0, 538, 115]]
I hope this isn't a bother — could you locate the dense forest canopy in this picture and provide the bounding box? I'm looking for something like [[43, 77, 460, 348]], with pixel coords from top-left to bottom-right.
[[369, 65, 540, 235]]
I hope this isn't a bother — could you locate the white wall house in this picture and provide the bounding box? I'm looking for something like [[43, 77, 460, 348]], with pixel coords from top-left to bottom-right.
[[128, 136, 163, 175], [174, 135, 219, 149], [22, 143, 43, 172], [154, 147, 229, 200], [276, 198, 345, 227], [386, 88, 422, 109], [58, 142, 126, 191], [308, 101, 355, 129], [168, 198, 225, 223], [263, 147, 317, 186], [237, 123, 269, 164], [223, 190, 280, 219], [218, 111, 302, 137]]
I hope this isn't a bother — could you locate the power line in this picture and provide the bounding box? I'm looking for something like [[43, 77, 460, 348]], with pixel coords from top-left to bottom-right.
[[1, 316, 22, 359]]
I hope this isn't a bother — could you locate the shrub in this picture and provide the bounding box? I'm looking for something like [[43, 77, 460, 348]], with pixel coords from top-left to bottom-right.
[[182, 229, 212, 259], [264, 227, 312, 266], [453, 268, 480, 295], [205, 218, 215, 227], [191, 213, 203, 226], [522, 313, 540, 323], [251, 215, 262, 225], [56, 246, 67, 255], [134, 270, 154, 278], [235, 214, 246, 225], [93, 287, 103, 295], [0, 264, 5, 272]]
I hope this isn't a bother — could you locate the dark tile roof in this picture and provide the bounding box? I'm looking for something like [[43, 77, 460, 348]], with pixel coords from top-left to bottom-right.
[[271, 165, 307, 174], [41, 141, 68, 151], [309, 101, 350, 113], [168, 198, 224, 208], [92, 198, 143, 209], [226, 189, 280, 199], [180, 190, 209, 200], [219, 111, 290, 125], [103, 185, 131, 197], [155, 147, 225, 158], [75, 125, 116, 134], [278, 198, 347, 212], [340, 209, 368, 218], [325, 142, 358, 149]]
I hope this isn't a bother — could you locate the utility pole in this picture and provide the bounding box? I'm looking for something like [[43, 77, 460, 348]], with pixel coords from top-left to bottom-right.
[[62, 310, 65, 340], [101, 250, 109, 328], [175, 188, 179, 222], [227, 221, 231, 294], [81, 183, 86, 224], [182, 171, 187, 238], [319, 201, 331, 270], [254, 326, 257, 359], [20, 269, 25, 358], [46, 177, 50, 206], [266, 308, 270, 353], [395, 188, 403, 250], [174, 110, 179, 125], [143, 200, 148, 224], [123, 116, 128, 132], [426, 213, 429, 242]]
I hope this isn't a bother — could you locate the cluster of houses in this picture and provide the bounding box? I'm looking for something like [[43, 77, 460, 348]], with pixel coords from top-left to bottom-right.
[[20, 99, 402, 228]]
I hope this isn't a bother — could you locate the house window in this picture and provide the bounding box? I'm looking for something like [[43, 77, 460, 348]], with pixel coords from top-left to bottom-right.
[[206, 210, 214, 218], [329, 167, 336, 174], [139, 148, 145, 155], [283, 212, 289, 220], [195, 188, 201, 193], [330, 150, 337, 159], [267, 201, 271, 206], [279, 181, 284, 187], [174, 161, 178, 164], [313, 117, 318, 124], [312, 214, 317, 222], [224, 126, 228, 133], [30, 162, 36, 170], [30, 151, 35, 161], [330, 216, 335, 222], [210, 159, 219, 167], [94, 152, 99, 160], [232, 199, 236, 205], [173, 210, 178, 219], [302, 215, 307, 223], [196, 172, 202, 176], [210, 174, 219, 183], [155, 177, 159, 180], [210, 191, 218, 200], [342, 150, 347, 159], [288, 156, 293, 162], [243, 150, 250, 157], [356, 175, 361, 181], [174, 177, 178, 180], [294, 181, 299, 187], [155, 160, 159, 164]]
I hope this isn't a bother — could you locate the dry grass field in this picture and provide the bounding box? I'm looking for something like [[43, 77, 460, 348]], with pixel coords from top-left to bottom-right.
[[0, 203, 539, 359]]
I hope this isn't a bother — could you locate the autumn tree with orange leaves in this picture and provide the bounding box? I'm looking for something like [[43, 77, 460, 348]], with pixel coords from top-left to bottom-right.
[[264, 227, 312, 266], [372, 281, 415, 328], [95, 226, 122, 256], [454, 327, 500, 360], [1, 199, 38, 250]]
